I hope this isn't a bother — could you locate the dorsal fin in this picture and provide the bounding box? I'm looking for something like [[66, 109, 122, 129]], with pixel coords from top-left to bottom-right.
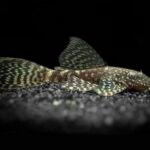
[[59, 37, 106, 70]]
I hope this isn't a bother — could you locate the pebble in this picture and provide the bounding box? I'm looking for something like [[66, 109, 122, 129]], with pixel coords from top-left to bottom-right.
[[1, 83, 150, 133]]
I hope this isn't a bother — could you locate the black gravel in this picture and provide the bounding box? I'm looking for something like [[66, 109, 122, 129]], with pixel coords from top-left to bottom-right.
[[1, 83, 150, 135]]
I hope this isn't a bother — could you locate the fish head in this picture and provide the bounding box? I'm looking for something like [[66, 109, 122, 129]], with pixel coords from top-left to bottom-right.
[[127, 70, 150, 87]]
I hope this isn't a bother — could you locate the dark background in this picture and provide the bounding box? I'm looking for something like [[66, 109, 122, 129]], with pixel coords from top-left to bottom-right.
[[0, 1, 149, 139], [0, 1, 146, 74]]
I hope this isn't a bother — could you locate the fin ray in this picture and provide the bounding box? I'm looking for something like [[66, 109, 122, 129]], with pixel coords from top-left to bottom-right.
[[94, 78, 127, 96], [59, 37, 106, 70]]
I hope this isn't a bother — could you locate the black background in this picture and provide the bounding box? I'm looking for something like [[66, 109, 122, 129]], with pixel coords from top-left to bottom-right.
[[0, 1, 149, 140], [0, 1, 146, 74]]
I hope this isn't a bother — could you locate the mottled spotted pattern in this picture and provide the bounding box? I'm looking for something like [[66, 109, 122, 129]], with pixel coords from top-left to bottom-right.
[[59, 37, 106, 69], [0, 58, 54, 91], [0, 37, 150, 96]]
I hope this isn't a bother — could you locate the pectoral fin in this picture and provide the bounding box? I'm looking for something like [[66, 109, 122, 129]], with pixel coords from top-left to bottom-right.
[[93, 78, 128, 96], [62, 76, 127, 96], [61, 76, 97, 92]]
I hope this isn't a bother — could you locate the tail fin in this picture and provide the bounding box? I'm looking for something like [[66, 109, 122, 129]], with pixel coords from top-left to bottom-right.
[[0, 57, 54, 91]]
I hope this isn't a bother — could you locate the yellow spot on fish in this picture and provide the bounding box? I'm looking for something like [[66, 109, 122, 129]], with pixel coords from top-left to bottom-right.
[[75, 70, 80, 75], [60, 70, 69, 76], [91, 72, 95, 78]]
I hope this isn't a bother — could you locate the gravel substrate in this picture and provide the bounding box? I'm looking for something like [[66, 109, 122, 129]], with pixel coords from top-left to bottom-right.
[[0, 83, 150, 135]]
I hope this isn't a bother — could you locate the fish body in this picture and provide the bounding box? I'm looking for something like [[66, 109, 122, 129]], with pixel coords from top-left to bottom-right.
[[0, 37, 150, 96], [51, 66, 150, 95]]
